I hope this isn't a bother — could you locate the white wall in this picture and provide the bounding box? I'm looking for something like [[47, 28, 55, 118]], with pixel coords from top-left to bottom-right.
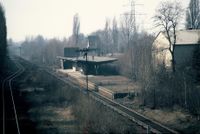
[[152, 32, 197, 69]]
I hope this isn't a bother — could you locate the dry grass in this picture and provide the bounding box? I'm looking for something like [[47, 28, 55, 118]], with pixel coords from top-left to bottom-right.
[[126, 103, 200, 133], [22, 68, 142, 133], [26, 88, 80, 133]]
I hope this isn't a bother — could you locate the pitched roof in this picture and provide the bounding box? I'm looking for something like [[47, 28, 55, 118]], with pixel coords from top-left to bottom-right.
[[175, 30, 200, 45], [57, 56, 117, 64], [161, 30, 200, 45]]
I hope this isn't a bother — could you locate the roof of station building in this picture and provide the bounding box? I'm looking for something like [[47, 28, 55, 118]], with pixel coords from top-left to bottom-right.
[[57, 56, 117, 64]]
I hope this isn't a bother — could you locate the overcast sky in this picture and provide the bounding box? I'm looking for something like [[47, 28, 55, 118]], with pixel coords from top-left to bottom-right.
[[1, 0, 189, 41]]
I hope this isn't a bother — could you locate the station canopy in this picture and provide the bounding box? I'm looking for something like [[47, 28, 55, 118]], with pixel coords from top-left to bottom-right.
[[57, 56, 117, 65]]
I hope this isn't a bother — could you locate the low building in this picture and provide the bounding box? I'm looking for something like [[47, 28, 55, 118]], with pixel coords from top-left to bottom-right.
[[58, 55, 117, 75], [58, 35, 117, 75], [152, 30, 200, 70], [64, 47, 79, 57]]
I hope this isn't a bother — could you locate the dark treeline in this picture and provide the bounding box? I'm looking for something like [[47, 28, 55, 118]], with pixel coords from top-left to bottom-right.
[[0, 3, 7, 73], [20, 36, 66, 65]]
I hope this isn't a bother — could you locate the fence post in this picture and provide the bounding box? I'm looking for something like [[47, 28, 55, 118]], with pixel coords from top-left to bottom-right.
[[147, 125, 150, 134]]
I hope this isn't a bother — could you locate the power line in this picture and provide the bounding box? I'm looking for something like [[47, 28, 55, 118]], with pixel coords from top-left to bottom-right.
[[122, 0, 145, 32]]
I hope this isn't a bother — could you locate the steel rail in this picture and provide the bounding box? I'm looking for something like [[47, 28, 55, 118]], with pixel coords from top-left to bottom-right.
[[44, 68, 178, 133], [2, 58, 25, 134], [91, 91, 178, 134], [2, 64, 21, 134], [8, 61, 25, 134], [17, 57, 179, 134]]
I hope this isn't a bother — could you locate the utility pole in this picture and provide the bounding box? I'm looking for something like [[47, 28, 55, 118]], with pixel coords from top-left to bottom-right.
[[85, 52, 88, 91], [122, 0, 145, 79], [76, 36, 96, 91], [19, 46, 21, 57], [76, 48, 89, 91], [123, 0, 144, 34]]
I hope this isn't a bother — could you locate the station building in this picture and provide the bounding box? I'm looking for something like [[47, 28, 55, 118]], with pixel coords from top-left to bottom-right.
[[58, 36, 117, 75]]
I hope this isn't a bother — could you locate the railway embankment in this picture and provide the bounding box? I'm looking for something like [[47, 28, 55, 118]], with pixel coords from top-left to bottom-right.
[[14, 58, 145, 133]]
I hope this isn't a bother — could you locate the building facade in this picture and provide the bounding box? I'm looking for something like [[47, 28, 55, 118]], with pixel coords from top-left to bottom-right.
[[152, 30, 200, 70]]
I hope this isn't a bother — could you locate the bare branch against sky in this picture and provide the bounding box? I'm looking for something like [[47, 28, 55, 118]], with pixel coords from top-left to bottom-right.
[[1, 0, 189, 41]]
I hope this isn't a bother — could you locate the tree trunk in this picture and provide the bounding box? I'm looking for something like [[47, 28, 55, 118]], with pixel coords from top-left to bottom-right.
[[172, 54, 176, 72], [171, 46, 176, 72]]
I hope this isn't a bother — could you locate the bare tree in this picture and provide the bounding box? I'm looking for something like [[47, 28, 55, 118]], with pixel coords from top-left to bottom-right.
[[72, 13, 80, 46], [186, 0, 200, 29], [154, 1, 183, 72], [112, 17, 119, 52], [120, 11, 137, 79], [120, 13, 135, 50], [103, 19, 112, 53]]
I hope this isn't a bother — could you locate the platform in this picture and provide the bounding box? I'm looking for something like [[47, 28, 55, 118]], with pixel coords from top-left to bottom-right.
[[57, 69, 140, 99]]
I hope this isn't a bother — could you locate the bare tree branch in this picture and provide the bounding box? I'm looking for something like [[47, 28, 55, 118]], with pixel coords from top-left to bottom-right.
[[154, 1, 183, 72]]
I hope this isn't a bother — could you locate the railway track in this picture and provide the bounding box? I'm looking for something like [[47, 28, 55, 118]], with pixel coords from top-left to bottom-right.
[[44, 69, 179, 134], [90, 92, 178, 134], [19, 57, 179, 134], [1, 58, 25, 134]]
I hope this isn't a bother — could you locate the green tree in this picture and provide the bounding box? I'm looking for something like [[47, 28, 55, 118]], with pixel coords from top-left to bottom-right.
[[0, 3, 7, 70], [186, 0, 200, 29]]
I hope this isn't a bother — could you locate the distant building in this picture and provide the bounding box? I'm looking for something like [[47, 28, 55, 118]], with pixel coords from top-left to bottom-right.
[[64, 47, 79, 57], [152, 30, 200, 69], [58, 36, 117, 75], [58, 55, 117, 75], [88, 35, 102, 56], [61, 47, 79, 69]]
